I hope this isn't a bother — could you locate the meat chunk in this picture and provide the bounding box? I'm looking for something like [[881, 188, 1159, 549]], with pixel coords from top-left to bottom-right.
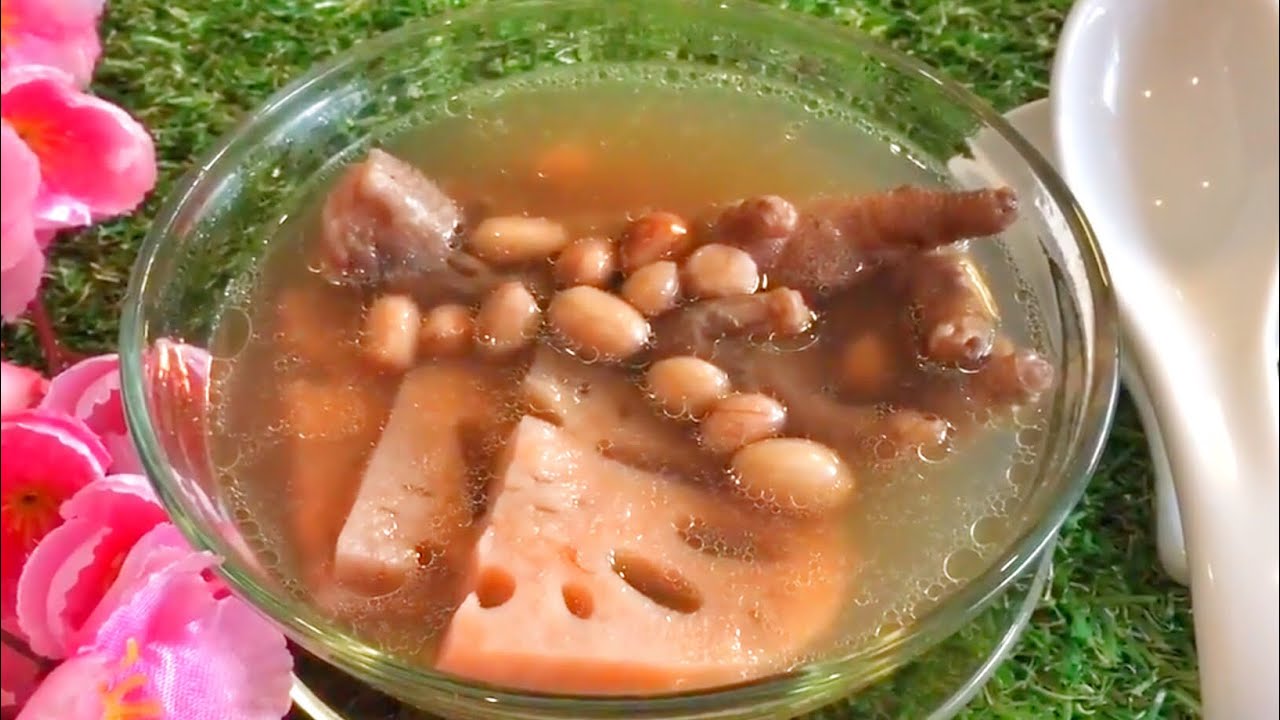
[[434, 417, 852, 694], [333, 362, 509, 595], [893, 250, 1000, 368], [712, 195, 799, 269], [768, 186, 1017, 296], [740, 349, 952, 463], [650, 288, 814, 359], [319, 149, 461, 284], [972, 345, 1055, 406]]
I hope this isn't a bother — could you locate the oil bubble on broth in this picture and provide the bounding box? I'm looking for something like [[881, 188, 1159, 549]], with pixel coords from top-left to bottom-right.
[[208, 67, 1054, 694]]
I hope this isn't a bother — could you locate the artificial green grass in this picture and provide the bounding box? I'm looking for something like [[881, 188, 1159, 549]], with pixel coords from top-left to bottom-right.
[[0, 1, 1197, 718]]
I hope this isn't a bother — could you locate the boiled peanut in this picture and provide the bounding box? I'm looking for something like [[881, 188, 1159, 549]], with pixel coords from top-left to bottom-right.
[[475, 282, 541, 355], [837, 332, 896, 397], [730, 438, 854, 514], [682, 243, 760, 299], [419, 304, 474, 357], [468, 216, 569, 266], [621, 211, 692, 273], [361, 294, 420, 372], [547, 286, 650, 361], [700, 393, 787, 454], [621, 261, 681, 317], [554, 236, 617, 288], [645, 356, 731, 418]]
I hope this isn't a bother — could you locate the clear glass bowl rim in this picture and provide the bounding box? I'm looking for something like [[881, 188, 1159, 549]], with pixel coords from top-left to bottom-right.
[[119, 0, 1120, 714]]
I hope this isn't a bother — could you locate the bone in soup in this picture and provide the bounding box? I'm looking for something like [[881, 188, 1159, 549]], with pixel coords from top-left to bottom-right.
[[210, 81, 1055, 695]]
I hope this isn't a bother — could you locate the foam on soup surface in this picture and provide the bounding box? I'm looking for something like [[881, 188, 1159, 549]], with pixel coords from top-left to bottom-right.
[[210, 75, 1054, 694]]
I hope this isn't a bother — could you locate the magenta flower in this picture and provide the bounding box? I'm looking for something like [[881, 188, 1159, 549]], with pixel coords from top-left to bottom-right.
[[40, 354, 139, 473], [0, 120, 43, 322], [0, 361, 48, 417], [0, 410, 108, 623], [15, 474, 168, 658], [2, 66, 156, 231], [40, 345, 211, 474], [16, 559, 293, 720], [1, 621, 39, 712], [0, 0, 104, 88]]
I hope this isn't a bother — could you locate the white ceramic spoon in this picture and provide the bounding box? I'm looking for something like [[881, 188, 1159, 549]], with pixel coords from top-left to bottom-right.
[[1053, 0, 1280, 717], [959, 98, 1193, 586]]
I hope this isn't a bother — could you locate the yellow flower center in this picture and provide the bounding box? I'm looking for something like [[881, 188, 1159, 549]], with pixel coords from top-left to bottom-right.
[[5, 114, 58, 161], [99, 639, 163, 720]]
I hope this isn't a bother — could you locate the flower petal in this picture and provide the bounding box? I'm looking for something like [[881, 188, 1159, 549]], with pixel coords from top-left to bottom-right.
[[0, 239, 44, 322], [0, 66, 155, 228], [14, 517, 107, 658], [1, 629, 40, 710], [1, 410, 108, 620], [1, 121, 40, 272], [90, 569, 293, 720], [0, 361, 49, 418], [10, 650, 111, 720], [59, 473, 160, 523], [41, 353, 139, 472], [0, 0, 104, 88], [14, 474, 169, 657], [39, 353, 117, 416], [72, 523, 214, 649]]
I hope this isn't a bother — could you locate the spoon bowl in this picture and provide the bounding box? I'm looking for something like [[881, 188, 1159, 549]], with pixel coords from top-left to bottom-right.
[[1054, 0, 1279, 716]]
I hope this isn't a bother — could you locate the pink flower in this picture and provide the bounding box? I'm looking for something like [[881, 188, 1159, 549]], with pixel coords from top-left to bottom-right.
[[1, 66, 155, 231], [0, 0, 104, 88], [0, 361, 47, 417], [40, 345, 211, 474], [1, 622, 40, 711], [17, 572, 293, 720], [0, 410, 108, 623], [17, 550, 292, 720], [0, 120, 43, 322], [40, 354, 138, 473], [15, 475, 168, 658]]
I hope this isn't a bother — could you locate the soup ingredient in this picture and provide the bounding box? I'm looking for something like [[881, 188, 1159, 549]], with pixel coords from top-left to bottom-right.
[[361, 294, 421, 373], [620, 261, 682, 317], [522, 347, 715, 479], [547, 286, 651, 361], [766, 186, 1018, 296], [281, 378, 384, 585], [645, 356, 732, 419], [681, 243, 761, 299], [620, 211, 693, 273], [699, 393, 787, 455], [467, 216, 570, 266], [743, 350, 951, 463], [434, 416, 850, 694], [475, 281, 542, 356], [554, 236, 617, 288], [897, 250, 998, 367], [275, 285, 359, 369], [973, 346, 1055, 405], [729, 437, 854, 514], [651, 288, 813, 359], [837, 331, 898, 398], [419, 303, 475, 357], [320, 148, 460, 283], [334, 363, 508, 595], [713, 195, 799, 269]]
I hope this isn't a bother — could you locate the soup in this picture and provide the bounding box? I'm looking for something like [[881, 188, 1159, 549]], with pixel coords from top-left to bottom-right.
[[210, 78, 1054, 694]]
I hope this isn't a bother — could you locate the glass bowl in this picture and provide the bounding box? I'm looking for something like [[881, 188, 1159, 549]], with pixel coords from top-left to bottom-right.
[[119, 2, 1119, 719]]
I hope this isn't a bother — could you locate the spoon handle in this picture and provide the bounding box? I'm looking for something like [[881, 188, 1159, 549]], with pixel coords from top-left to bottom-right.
[[1132, 324, 1279, 719]]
